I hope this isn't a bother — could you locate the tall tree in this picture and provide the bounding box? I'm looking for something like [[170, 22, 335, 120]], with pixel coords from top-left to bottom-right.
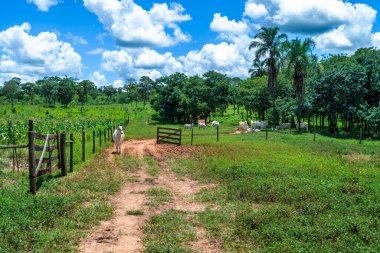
[[77, 80, 96, 113], [249, 59, 268, 78], [1, 77, 21, 112], [21, 82, 36, 104], [58, 77, 76, 108], [138, 76, 154, 107], [37, 77, 60, 106], [283, 37, 316, 130], [203, 71, 230, 119], [124, 79, 139, 107], [249, 27, 287, 125]]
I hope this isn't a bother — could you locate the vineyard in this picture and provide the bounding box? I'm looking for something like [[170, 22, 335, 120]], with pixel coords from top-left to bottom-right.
[[0, 105, 131, 170]]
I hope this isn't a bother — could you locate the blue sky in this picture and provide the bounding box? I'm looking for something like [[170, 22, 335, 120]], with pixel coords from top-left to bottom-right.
[[1, 0, 380, 86]]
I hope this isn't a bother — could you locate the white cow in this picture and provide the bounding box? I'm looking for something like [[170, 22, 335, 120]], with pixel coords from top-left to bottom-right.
[[239, 121, 248, 131], [112, 126, 125, 154], [296, 122, 309, 132], [277, 123, 291, 130], [184, 123, 193, 130], [198, 123, 206, 129], [210, 121, 220, 128], [251, 121, 268, 130]]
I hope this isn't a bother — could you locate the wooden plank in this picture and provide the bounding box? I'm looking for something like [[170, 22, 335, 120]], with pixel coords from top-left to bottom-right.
[[158, 136, 181, 141], [158, 127, 181, 132], [34, 133, 57, 140], [157, 140, 181, 145], [35, 144, 58, 152], [158, 131, 181, 136], [158, 134, 181, 140], [36, 164, 58, 177], [36, 169, 50, 177], [0, 144, 28, 149], [50, 164, 59, 172], [35, 155, 58, 164]]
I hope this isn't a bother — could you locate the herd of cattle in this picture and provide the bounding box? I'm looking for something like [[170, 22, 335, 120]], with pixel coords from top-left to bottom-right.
[[183, 120, 309, 132], [184, 121, 220, 129], [240, 121, 309, 132]]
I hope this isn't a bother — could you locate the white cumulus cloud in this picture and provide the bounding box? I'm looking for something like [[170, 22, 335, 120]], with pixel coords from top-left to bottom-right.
[[26, 0, 61, 12], [101, 49, 183, 80], [244, 0, 379, 53], [89, 71, 108, 87], [244, 1, 268, 19], [210, 13, 250, 35], [83, 0, 191, 48], [65, 32, 88, 45], [0, 23, 82, 82]]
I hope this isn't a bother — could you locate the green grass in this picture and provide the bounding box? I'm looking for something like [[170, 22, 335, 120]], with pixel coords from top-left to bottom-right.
[[144, 156, 160, 177], [165, 132, 380, 252], [115, 155, 142, 173], [143, 209, 197, 253], [2, 104, 380, 252], [145, 187, 172, 207], [0, 153, 127, 252]]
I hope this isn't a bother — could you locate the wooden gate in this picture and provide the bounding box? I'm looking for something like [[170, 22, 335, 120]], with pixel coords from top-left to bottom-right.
[[29, 120, 67, 194], [156, 127, 182, 146]]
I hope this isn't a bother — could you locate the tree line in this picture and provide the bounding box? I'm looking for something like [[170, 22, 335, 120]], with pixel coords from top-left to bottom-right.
[[0, 76, 155, 113], [1, 27, 380, 134]]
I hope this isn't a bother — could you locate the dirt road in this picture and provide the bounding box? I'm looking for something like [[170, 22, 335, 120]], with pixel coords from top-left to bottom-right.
[[79, 140, 221, 253]]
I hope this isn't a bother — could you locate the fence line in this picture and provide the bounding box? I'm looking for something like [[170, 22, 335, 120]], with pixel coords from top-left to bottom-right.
[[0, 118, 129, 194]]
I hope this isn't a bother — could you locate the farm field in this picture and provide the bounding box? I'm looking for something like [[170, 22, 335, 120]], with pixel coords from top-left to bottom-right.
[[0, 105, 379, 252], [2, 0, 380, 252]]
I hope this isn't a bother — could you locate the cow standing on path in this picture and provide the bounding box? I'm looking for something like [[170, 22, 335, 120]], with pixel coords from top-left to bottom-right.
[[112, 126, 125, 154]]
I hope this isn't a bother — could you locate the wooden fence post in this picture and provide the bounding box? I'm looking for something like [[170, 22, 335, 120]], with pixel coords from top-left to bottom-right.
[[56, 130, 60, 168], [359, 127, 363, 144], [217, 126, 219, 142], [156, 127, 159, 144], [99, 129, 102, 146], [70, 133, 74, 173], [28, 120, 36, 195], [191, 127, 194, 145], [92, 131, 95, 154], [60, 133, 67, 177], [82, 131, 86, 162], [179, 129, 182, 146]]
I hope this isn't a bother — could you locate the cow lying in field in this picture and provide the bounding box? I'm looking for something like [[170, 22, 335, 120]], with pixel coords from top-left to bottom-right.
[[239, 121, 248, 131], [251, 121, 268, 130], [296, 122, 309, 132], [277, 123, 291, 130], [184, 123, 193, 130], [210, 121, 220, 128], [112, 126, 124, 154]]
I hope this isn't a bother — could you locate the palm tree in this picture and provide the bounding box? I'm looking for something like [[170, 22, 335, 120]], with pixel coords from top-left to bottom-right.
[[248, 59, 267, 78], [283, 37, 316, 130], [249, 27, 287, 126]]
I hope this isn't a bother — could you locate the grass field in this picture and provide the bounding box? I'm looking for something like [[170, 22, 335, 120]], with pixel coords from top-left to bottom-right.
[[1, 104, 379, 252], [190, 135, 379, 252]]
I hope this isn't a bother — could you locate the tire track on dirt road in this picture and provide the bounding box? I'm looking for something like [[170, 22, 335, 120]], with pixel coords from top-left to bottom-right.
[[79, 139, 221, 253]]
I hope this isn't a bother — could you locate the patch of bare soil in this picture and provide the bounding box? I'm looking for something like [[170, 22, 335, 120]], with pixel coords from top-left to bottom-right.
[[79, 139, 221, 253], [191, 226, 221, 253], [342, 153, 376, 163]]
